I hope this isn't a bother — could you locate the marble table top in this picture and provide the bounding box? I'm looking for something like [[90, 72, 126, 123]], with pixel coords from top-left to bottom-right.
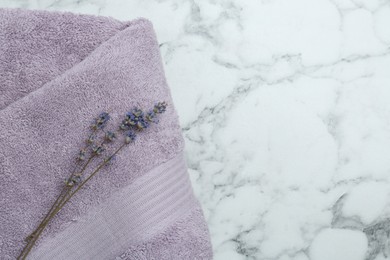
[[1, 0, 390, 259]]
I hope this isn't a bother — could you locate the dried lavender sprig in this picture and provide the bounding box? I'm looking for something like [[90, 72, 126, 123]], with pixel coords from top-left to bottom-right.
[[39, 103, 166, 224], [91, 112, 110, 130], [19, 103, 167, 259]]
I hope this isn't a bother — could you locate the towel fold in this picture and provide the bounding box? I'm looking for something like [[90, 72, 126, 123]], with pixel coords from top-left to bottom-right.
[[0, 8, 212, 259]]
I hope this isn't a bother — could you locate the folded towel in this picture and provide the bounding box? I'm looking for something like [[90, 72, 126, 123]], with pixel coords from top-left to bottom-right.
[[0, 8, 212, 260]]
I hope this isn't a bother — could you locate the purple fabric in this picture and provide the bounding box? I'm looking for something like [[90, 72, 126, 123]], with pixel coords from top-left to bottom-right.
[[0, 8, 212, 259]]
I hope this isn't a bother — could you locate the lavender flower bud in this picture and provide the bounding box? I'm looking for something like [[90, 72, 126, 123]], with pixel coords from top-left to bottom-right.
[[130, 108, 144, 118], [92, 112, 110, 130], [92, 144, 105, 155], [86, 133, 96, 145], [64, 178, 75, 187], [136, 119, 149, 130], [77, 149, 86, 161], [105, 131, 117, 142], [71, 175, 82, 184], [119, 117, 131, 130], [153, 101, 167, 114], [125, 131, 136, 144], [145, 110, 159, 123], [65, 174, 81, 187], [125, 108, 147, 129]]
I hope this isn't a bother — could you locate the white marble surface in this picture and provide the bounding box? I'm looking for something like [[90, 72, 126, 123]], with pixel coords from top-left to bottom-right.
[[1, 0, 390, 259]]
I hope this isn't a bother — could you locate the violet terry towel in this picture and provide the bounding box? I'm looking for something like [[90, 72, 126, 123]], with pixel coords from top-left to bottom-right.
[[0, 8, 213, 260]]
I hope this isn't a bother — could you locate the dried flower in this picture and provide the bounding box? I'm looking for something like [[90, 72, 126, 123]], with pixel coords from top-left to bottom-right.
[[19, 102, 168, 259], [64, 179, 74, 187], [77, 149, 86, 161], [86, 133, 96, 145], [64, 174, 82, 187], [71, 174, 82, 184], [145, 110, 159, 123], [91, 112, 110, 130], [119, 122, 129, 130], [105, 131, 116, 142], [153, 101, 167, 114], [121, 108, 150, 131], [125, 131, 136, 144], [125, 108, 143, 125], [135, 119, 149, 130], [92, 145, 105, 155]]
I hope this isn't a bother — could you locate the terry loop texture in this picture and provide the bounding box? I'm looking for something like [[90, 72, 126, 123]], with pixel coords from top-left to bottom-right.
[[0, 8, 213, 260]]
